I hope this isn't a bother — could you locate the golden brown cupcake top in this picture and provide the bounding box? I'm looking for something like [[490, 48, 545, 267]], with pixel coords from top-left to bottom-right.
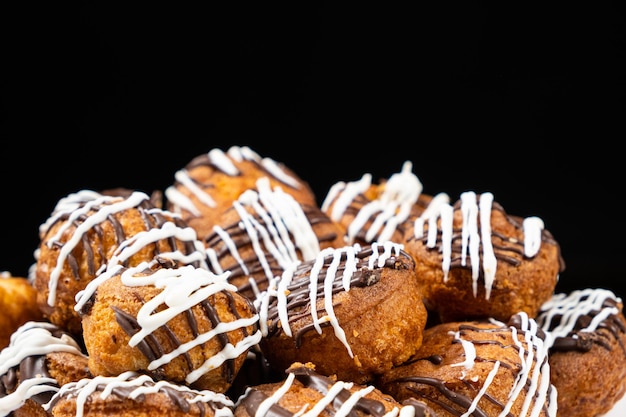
[[377, 312, 557, 417], [34, 189, 210, 334], [408, 191, 565, 298], [77, 263, 261, 392]]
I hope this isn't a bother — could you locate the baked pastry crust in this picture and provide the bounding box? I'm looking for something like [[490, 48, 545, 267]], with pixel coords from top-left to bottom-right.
[[257, 242, 428, 384], [0, 321, 90, 417], [320, 161, 428, 246], [204, 177, 346, 301], [45, 371, 235, 417], [79, 264, 261, 393], [234, 362, 432, 417], [33, 190, 208, 335]]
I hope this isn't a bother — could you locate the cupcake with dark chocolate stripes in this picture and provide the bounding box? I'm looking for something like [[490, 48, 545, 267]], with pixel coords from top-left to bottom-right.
[[234, 362, 434, 417], [256, 241, 428, 384], [537, 288, 626, 417]]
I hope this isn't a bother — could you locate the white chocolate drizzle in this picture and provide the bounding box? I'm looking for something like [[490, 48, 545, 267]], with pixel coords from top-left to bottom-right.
[[79, 263, 261, 385], [43, 371, 235, 417], [0, 321, 86, 416], [204, 177, 321, 290], [537, 288, 621, 343], [415, 191, 546, 300], [236, 364, 418, 417], [449, 313, 555, 417], [321, 161, 423, 244], [40, 190, 153, 306], [165, 146, 302, 217], [257, 242, 404, 358]]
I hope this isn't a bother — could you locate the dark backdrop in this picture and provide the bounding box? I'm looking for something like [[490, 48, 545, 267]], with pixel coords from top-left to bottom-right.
[[2, 3, 625, 298]]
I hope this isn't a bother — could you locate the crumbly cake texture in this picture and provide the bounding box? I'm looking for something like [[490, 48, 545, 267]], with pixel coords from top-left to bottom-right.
[[537, 288, 626, 417], [1, 146, 624, 416]]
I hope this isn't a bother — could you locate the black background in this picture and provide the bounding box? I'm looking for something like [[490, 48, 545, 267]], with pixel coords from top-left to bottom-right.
[[2, 3, 625, 298]]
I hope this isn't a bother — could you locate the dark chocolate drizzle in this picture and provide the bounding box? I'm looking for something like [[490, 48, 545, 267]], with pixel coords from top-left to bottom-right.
[[45, 375, 231, 416], [0, 324, 83, 405]]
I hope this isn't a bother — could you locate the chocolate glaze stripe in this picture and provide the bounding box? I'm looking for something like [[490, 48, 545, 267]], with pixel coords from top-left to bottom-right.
[[390, 313, 556, 417], [0, 376, 58, 416], [0, 321, 84, 376], [321, 161, 423, 244], [256, 242, 409, 358], [73, 220, 210, 313], [101, 218, 209, 269], [43, 371, 235, 417]]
